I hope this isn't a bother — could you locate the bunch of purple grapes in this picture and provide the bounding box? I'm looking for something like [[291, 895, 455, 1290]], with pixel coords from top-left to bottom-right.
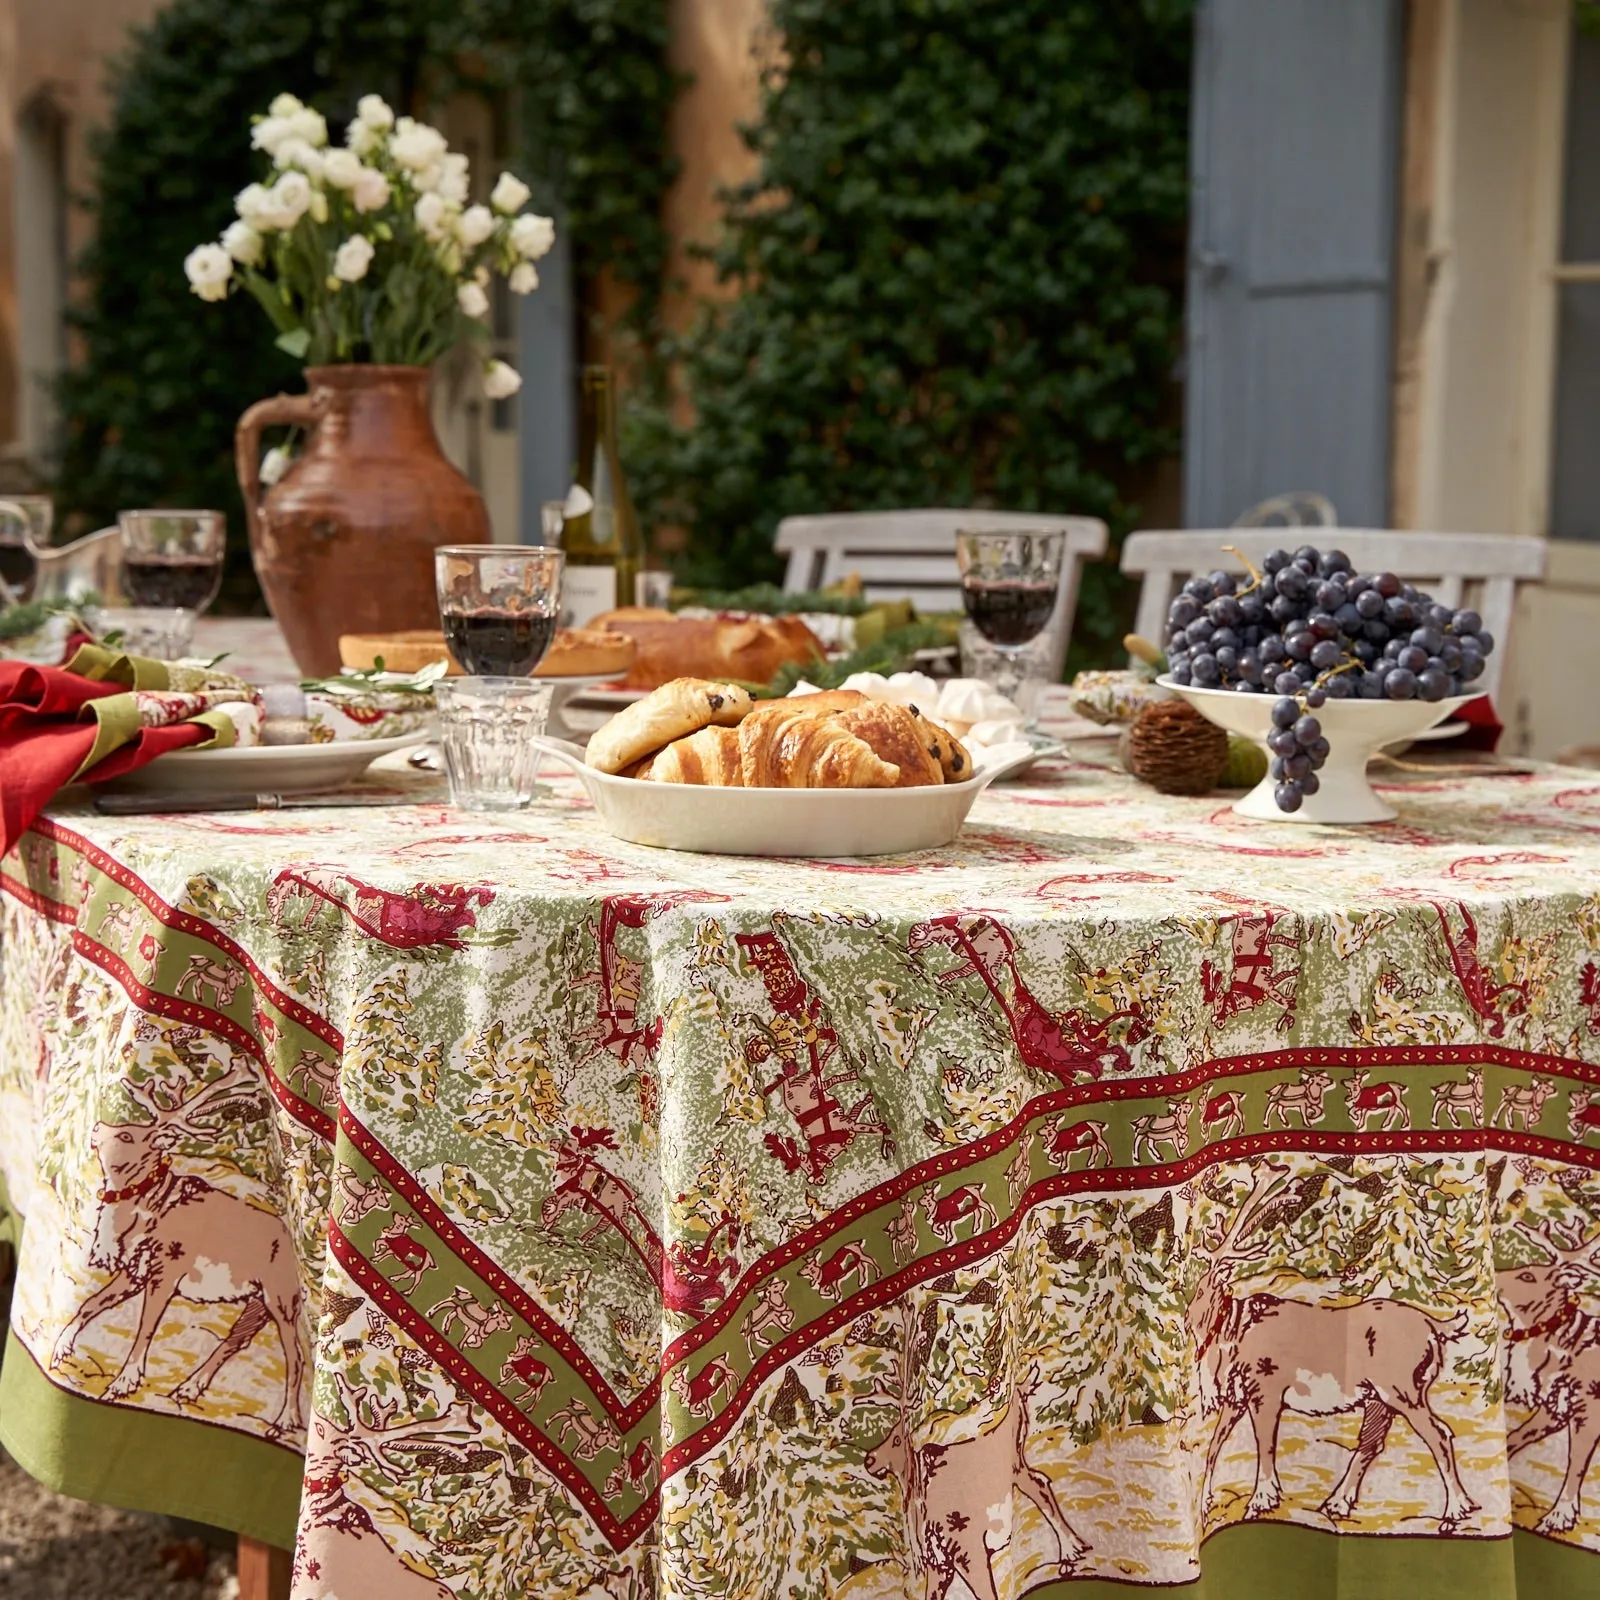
[[1163, 544, 1494, 812]]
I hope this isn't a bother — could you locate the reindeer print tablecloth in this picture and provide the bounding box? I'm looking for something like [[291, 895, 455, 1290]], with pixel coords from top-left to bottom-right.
[[3, 749, 1600, 1599]]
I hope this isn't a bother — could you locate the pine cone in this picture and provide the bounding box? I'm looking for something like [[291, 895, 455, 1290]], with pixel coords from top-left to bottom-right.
[[1126, 699, 1228, 795]]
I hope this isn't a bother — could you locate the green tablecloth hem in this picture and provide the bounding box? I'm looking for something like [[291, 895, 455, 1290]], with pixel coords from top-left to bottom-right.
[[1032, 1520, 1590, 1598], [0, 1332, 300, 1550]]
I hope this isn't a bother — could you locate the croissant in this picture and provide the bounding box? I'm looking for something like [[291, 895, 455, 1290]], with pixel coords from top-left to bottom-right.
[[738, 703, 900, 789], [642, 725, 745, 786], [834, 702, 944, 786]]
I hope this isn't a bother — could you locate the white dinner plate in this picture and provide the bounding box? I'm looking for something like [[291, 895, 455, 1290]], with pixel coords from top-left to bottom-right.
[[99, 730, 433, 796], [568, 685, 648, 708], [532, 737, 999, 857]]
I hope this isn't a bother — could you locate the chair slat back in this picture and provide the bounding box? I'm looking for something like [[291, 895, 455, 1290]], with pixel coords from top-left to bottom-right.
[[775, 510, 1108, 678], [1120, 529, 1546, 700]]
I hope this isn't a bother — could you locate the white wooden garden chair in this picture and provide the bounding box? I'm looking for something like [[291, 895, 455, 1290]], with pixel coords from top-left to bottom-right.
[[774, 509, 1108, 680], [1120, 529, 1547, 701]]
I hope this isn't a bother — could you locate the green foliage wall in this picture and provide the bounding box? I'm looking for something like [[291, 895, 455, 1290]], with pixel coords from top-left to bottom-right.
[[54, 0, 676, 606], [631, 0, 1193, 661]]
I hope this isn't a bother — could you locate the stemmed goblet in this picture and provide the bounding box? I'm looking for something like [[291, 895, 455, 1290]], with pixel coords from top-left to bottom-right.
[[954, 529, 1067, 712]]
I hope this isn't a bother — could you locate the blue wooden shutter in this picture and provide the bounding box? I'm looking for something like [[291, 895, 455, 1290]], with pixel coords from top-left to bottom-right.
[[1184, 0, 1402, 528]]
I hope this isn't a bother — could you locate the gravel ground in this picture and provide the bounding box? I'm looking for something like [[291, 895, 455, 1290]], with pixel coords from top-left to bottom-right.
[[0, 1447, 238, 1599]]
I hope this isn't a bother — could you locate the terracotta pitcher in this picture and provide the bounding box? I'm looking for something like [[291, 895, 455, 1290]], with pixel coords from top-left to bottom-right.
[[236, 365, 489, 675]]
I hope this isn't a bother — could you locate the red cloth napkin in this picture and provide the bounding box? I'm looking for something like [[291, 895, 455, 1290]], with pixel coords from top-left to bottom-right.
[[1437, 694, 1502, 753], [0, 662, 209, 857]]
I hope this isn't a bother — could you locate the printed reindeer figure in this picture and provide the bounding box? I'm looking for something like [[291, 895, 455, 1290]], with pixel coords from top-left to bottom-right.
[[1430, 1068, 1484, 1129], [908, 914, 1148, 1085], [1428, 901, 1531, 1039], [1191, 1163, 1477, 1527], [738, 930, 892, 1182], [267, 866, 494, 951], [1263, 1069, 1334, 1129], [1041, 1120, 1113, 1172], [1199, 912, 1300, 1034], [50, 1065, 306, 1434], [540, 1125, 665, 1281], [857, 1300, 1089, 1600], [740, 1277, 794, 1355], [1344, 1069, 1411, 1132], [1493, 1077, 1559, 1131], [1202, 1090, 1246, 1141], [1498, 1215, 1600, 1532], [1130, 1098, 1192, 1164], [668, 1354, 738, 1420]]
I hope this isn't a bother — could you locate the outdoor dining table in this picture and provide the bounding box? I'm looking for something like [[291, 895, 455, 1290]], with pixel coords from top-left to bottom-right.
[[2, 739, 1600, 1600]]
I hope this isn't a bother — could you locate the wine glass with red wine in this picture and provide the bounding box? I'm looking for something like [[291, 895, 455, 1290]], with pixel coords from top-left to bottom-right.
[[954, 529, 1068, 712], [118, 510, 225, 614], [0, 497, 52, 605], [435, 546, 566, 676]]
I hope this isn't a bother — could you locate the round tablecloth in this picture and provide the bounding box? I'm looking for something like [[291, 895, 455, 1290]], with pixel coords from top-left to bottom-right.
[[3, 746, 1600, 1599]]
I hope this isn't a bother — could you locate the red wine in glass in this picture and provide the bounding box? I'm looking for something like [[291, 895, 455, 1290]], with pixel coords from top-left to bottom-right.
[[0, 541, 37, 602], [442, 608, 557, 676], [961, 579, 1057, 648], [122, 554, 222, 611]]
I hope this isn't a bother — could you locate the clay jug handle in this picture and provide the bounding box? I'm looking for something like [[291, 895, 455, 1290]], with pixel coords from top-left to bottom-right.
[[235, 392, 324, 548]]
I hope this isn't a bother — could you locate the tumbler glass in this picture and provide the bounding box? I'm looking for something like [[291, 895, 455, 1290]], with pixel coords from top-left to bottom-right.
[[435, 677, 554, 811]]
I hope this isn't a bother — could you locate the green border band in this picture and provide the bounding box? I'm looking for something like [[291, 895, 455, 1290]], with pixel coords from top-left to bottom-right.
[[0, 1332, 300, 1550]]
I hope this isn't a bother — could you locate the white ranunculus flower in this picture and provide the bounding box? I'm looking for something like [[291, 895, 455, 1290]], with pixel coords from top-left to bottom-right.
[[438, 153, 470, 206], [389, 117, 449, 174], [508, 261, 539, 295], [490, 171, 531, 215], [251, 115, 293, 156], [268, 171, 313, 228], [457, 281, 490, 319], [346, 120, 382, 158], [413, 192, 450, 239], [260, 446, 293, 486], [288, 107, 328, 148], [235, 182, 273, 227], [351, 166, 390, 214], [321, 148, 362, 190], [456, 205, 495, 248], [356, 94, 395, 131], [268, 93, 304, 118], [221, 220, 264, 266], [509, 213, 556, 261], [274, 139, 324, 179], [332, 234, 375, 283], [184, 242, 233, 302], [411, 163, 442, 196], [483, 361, 522, 401]]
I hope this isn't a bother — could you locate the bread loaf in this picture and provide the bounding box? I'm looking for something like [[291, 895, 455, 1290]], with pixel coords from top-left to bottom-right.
[[589, 609, 823, 690]]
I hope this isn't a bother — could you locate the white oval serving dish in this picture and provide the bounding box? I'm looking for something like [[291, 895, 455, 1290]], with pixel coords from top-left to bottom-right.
[[532, 737, 1005, 857], [100, 730, 432, 796]]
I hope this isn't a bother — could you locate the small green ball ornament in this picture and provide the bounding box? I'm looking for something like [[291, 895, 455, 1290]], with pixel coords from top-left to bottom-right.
[[1220, 734, 1269, 789]]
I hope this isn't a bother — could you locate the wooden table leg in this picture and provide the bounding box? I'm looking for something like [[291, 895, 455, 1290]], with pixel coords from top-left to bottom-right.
[[238, 1534, 291, 1600]]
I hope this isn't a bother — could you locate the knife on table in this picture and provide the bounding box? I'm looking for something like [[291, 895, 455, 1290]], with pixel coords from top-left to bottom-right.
[[93, 790, 436, 815]]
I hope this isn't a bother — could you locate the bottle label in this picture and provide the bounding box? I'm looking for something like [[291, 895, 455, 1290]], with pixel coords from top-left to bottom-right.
[[564, 566, 617, 627]]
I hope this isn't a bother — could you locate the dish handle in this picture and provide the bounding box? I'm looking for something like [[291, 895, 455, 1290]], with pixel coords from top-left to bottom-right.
[[529, 735, 596, 785]]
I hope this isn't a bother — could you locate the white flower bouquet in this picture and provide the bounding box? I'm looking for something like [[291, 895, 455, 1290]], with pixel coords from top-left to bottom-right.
[[185, 94, 553, 400]]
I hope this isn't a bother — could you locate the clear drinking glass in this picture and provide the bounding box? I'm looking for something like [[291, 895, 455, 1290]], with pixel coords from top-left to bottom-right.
[[435, 677, 554, 811], [0, 496, 51, 604], [118, 510, 225, 614], [86, 606, 196, 661], [954, 529, 1068, 709], [435, 545, 565, 676]]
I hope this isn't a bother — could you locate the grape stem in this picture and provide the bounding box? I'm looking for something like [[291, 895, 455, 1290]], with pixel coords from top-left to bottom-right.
[[1220, 543, 1264, 596]]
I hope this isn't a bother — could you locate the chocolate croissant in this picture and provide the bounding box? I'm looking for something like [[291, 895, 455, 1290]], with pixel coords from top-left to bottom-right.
[[738, 703, 900, 788], [834, 702, 944, 786], [641, 725, 745, 785]]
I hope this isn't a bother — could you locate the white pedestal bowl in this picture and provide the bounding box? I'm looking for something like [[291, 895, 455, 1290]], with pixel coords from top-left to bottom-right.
[[1158, 677, 1477, 824]]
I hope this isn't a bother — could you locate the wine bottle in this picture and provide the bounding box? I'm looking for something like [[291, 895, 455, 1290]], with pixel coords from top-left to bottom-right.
[[562, 365, 642, 626]]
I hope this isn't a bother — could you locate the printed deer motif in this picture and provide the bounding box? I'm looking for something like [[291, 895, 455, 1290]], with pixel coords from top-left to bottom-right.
[[1429, 902, 1530, 1039], [1130, 1098, 1192, 1164], [1202, 1090, 1246, 1141], [1493, 1077, 1558, 1130], [174, 953, 248, 1011], [500, 1336, 553, 1407], [1430, 1068, 1484, 1129], [1041, 1119, 1112, 1171], [920, 1184, 998, 1246], [49, 1066, 306, 1434], [549, 1399, 621, 1460], [426, 1285, 513, 1349], [296, 1375, 478, 1600], [740, 1277, 794, 1355], [908, 914, 1148, 1085], [372, 1213, 436, 1294], [668, 1355, 738, 1420], [1499, 1216, 1600, 1532], [738, 930, 892, 1181], [1344, 1069, 1410, 1132], [1191, 1164, 1476, 1527], [267, 866, 494, 950], [1199, 912, 1299, 1033], [887, 1192, 922, 1264], [858, 1304, 1088, 1599], [661, 1212, 743, 1319], [1568, 1089, 1600, 1145], [572, 896, 668, 1068], [333, 1168, 389, 1226], [604, 1438, 658, 1499], [1263, 1069, 1333, 1129], [800, 1239, 880, 1301], [540, 1125, 665, 1281]]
